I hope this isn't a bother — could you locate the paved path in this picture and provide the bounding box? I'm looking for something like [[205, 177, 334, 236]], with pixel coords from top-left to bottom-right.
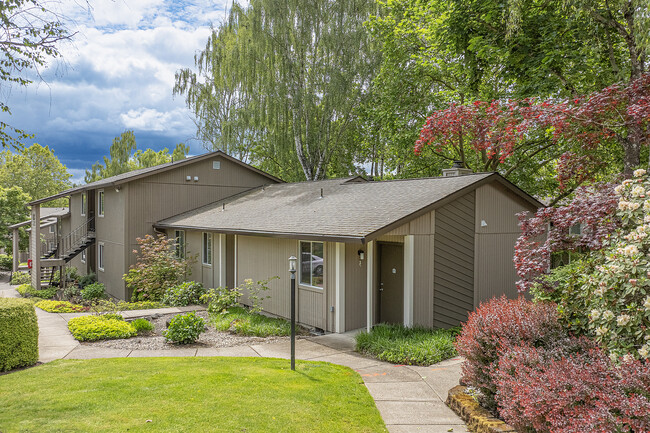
[[0, 277, 468, 433]]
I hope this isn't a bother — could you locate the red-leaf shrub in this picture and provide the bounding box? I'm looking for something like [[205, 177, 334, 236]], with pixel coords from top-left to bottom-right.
[[496, 343, 650, 433], [455, 296, 566, 412]]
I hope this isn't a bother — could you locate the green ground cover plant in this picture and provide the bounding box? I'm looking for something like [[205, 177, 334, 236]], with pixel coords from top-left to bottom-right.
[[0, 357, 386, 432], [0, 298, 38, 372], [80, 282, 105, 301], [67, 315, 136, 341], [10, 271, 30, 285], [35, 300, 85, 313], [16, 284, 57, 299], [211, 306, 294, 337], [89, 299, 164, 312], [355, 324, 459, 366]]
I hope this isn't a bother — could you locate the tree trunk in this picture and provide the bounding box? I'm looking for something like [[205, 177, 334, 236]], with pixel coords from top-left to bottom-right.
[[622, 125, 643, 177]]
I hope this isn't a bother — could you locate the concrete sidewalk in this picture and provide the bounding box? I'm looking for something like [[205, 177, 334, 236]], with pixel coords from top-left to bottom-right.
[[1, 276, 468, 433]]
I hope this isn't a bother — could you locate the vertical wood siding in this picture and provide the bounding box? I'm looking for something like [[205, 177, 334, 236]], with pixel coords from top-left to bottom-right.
[[434, 192, 475, 328], [325, 241, 336, 332], [95, 187, 127, 298], [474, 183, 538, 305], [345, 242, 367, 330]]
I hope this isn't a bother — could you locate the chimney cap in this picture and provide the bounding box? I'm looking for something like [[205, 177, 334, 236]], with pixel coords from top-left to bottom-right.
[[452, 160, 464, 168]]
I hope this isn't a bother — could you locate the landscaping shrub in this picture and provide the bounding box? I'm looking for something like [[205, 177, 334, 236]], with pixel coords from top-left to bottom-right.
[[0, 298, 38, 372], [62, 284, 81, 301], [11, 271, 30, 285], [239, 277, 276, 313], [67, 315, 136, 341], [35, 300, 85, 313], [495, 343, 650, 432], [89, 299, 164, 312], [211, 306, 292, 337], [0, 253, 12, 270], [125, 234, 195, 301], [164, 312, 205, 344], [162, 281, 206, 307], [356, 324, 459, 366], [65, 266, 80, 282], [16, 284, 57, 300], [455, 296, 566, 412], [131, 318, 154, 333], [78, 273, 96, 288], [202, 286, 242, 314], [81, 282, 105, 301]]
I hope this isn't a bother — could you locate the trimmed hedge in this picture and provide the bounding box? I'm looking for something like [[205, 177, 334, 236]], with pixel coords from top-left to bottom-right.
[[16, 284, 57, 300], [35, 300, 85, 313], [68, 315, 137, 341], [0, 298, 39, 372]]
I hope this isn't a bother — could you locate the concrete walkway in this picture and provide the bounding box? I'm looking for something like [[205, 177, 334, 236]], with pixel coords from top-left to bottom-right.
[[0, 277, 468, 433]]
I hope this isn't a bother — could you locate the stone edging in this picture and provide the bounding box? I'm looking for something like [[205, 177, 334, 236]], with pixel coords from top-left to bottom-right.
[[446, 385, 516, 433]]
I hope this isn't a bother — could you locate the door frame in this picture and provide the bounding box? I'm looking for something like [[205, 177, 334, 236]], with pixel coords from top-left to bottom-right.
[[377, 241, 404, 325]]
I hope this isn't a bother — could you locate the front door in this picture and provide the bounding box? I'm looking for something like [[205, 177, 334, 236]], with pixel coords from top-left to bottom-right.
[[379, 243, 404, 324]]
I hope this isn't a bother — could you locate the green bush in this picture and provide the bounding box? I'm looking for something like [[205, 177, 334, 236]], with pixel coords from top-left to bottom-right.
[[67, 315, 136, 341], [162, 281, 206, 307], [201, 287, 242, 314], [89, 299, 164, 312], [81, 282, 105, 301], [16, 284, 57, 300], [62, 284, 81, 300], [35, 300, 85, 313], [0, 254, 12, 270], [65, 267, 80, 282], [355, 324, 459, 366], [11, 271, 30, 285], [0, 298, 38, 371], [78, 273, 96, 288], [131, 318, 154, 333], [211, 306, 292, 337], [164, 312, 205, 344]]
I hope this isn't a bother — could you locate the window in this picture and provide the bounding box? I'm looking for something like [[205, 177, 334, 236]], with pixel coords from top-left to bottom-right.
[[175, 230, 186, 259], [81, 193, 87, 216], [98, 243, 105, 271], [49, 225, 55, 233], [202, 232, 212, 265], [81, 250, 86, 263], [299, 241, 324, 288], [98, 190, 104, 217]]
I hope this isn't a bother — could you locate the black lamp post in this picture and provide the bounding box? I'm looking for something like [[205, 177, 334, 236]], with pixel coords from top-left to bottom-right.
[[288, 255, 297, 371]]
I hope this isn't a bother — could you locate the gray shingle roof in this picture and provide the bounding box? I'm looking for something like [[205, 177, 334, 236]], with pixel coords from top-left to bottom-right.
[[156, 173, 521, 242], [8, 207, 69, 229]]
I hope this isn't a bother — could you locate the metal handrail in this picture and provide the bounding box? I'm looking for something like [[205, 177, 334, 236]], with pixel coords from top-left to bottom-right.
[[40, 235, 57, 257], [58, 217, 95, 258]]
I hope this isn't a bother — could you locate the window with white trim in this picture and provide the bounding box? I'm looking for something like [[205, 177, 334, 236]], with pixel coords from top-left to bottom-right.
[[175, 230, 186, 259], [49, 225, 55, 233], [299, 241, 324, 288], [81, 193, 87, 216], [98, 190, 105, 217], [81, 249, 86, 263], [202, 232, 212, 265], [98, 243, 105, 271]]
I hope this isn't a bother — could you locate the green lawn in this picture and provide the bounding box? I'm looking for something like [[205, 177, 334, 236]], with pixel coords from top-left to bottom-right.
[[0, 357, 387, 433], [356, 323, 460, 366]]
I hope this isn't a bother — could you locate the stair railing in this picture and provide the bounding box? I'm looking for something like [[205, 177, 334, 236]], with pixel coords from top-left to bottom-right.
[[58, 217, 95, 259]]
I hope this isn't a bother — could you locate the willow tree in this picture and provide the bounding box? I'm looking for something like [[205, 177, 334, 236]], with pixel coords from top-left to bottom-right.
[[175, 0, 379, 181]]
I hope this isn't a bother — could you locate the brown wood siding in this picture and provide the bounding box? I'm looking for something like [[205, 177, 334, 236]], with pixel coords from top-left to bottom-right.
[[345, 242, 367, 331], [235, 235, 327, 329], [95, 187, 127, 298], [434, 192, 475, 328], [325, 241, 336, 332], [413, 234, 434, 327], [67, 193, 86, 275], [126, 155, 275, 272], [474, 183, 538, 305]]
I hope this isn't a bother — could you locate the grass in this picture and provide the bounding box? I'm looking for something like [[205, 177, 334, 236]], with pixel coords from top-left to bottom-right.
[[0, 357, 387, 433], [211, 306, 300, 337], [356, 323, 460, 366]]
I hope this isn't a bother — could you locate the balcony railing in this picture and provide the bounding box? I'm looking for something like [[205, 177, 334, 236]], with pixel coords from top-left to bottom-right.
[[59, 217, 95, 259]]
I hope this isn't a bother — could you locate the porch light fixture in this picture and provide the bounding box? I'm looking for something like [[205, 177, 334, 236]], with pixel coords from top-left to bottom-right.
[[288, 255, 297, 370], [114, 185, 122, 193], [358, 250, 365, 260]]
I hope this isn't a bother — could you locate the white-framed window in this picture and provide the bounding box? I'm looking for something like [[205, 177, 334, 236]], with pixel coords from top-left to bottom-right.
[[98, 190, 105, 217], [175, 230, 186, 259], [202, 232, 212, 265], [81, 249, 86, 263], [81, 192, 87, 216], [299, 241, 324, 288], [49, 225, 55, 233], [98, 242, 105, 271]]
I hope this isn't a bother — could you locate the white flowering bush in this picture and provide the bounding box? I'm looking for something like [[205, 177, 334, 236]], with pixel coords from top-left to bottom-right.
[[582, 169, 650, 360]]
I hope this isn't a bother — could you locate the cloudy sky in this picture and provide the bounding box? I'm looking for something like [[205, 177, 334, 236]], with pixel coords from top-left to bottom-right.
[[4, 0, 233, 183]]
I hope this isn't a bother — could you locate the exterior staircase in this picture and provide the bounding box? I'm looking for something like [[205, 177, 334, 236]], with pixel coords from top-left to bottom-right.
[[59, 217, 95, 263]]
